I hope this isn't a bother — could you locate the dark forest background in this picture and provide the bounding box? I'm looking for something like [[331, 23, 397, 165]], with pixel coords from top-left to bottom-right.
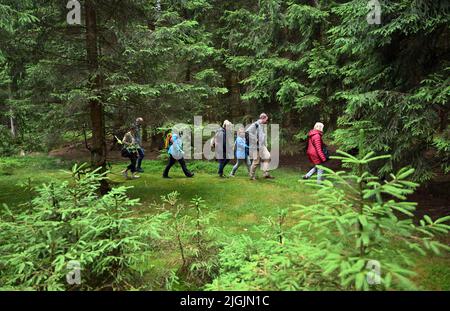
[[1, 0, 449, 182]]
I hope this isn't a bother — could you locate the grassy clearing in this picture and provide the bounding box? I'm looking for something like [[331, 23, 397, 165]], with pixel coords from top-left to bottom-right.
[[0, 155, 449, 290]]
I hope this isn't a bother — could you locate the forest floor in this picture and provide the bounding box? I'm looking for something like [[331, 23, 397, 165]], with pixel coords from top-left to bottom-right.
[[0, 154, 449, 290], [49, 140, 450, 220]]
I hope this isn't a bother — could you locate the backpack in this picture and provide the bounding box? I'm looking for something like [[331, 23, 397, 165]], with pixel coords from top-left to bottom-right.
[[322, 145, 330, 161], [164, 133, 173, 150]]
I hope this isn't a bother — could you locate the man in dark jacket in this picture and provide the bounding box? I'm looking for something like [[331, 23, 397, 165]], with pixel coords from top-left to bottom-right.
[[215, 120, 233, 178]]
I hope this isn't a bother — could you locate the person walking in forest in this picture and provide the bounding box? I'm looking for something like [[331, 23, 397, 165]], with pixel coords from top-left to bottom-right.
[[247, 113, 275, 180], [303, 122, 328, 183], [214, 120, 234, 178], [162, 133, 194, 178], [229, 127, 251, 177], [134, 117, 145, 173], [121, 126, 140, 180]]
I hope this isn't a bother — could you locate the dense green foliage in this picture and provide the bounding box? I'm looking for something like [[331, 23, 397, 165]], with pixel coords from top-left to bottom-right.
[[158, 192, 220, 288], [0, 155, 448, 290], [206, 151, 450, 290], [0, 0, 448, 181], [0, 163, 170, 290]]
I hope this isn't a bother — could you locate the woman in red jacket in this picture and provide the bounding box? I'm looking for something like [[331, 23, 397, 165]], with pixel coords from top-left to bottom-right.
[[303, 122, 327, 182]]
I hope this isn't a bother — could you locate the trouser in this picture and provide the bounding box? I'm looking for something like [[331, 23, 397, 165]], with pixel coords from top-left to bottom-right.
[[218, 159, 231, 176], [305, 165, 324, 183], [163, 154, 191, 177], [250, 146, 271, 178], [127, 154, 138, 173], [231, 158, 251, 176], [136, 148, 144, 169]]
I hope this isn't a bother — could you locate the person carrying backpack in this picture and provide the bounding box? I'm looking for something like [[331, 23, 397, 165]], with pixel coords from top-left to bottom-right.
[[303, 122, 328, 183], [120, 126, 140, 180], [162, 133, 194, 179], [229, 127, 251, 177], [247, 113, 274, 180]]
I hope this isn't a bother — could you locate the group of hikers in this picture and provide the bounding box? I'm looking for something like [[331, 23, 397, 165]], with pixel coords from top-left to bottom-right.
[[120, 113, 329, 182]]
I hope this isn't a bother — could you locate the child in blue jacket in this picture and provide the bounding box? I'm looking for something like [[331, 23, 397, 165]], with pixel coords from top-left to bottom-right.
[[230, 128, 251, 177], [162, 133, 194, 178]]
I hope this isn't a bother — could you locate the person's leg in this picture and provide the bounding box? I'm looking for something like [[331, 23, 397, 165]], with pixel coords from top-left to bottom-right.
[[163, 155, 176, 177], [122, 161, 131, 178], [127, 156, 136, 172], [230, 159, 243, 176], [304, 166, 317, 179], [262, 161, 271, 177], [245, 157, 252, 174], [129, 156, 139, 178], [224, 159, 231, 172], [218, 159, 226, 176], [178, 158, 193, 177], [317, 167, 324, 184], [250, 151, 260, 179], [246, 157, 253, 175], [260, 146, 273, 178], [136, 148, 145, 172]]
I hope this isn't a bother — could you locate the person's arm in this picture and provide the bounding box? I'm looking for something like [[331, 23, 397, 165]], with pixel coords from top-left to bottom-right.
[[312, 134, 326, 162]]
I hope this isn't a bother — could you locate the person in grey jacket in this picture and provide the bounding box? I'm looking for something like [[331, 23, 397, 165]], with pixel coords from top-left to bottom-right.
[[246, 113, 275, 180]]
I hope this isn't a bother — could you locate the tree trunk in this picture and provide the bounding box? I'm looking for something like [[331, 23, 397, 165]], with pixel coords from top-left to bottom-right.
[[85, 0, 109, 194], [10, 114, 16, 138], [9, 84, 16, 138]]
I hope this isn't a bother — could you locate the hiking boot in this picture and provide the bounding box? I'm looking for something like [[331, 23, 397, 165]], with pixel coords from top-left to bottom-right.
[[302, 175, 309, 180], [250, 176, 256, 181], [162, 175, 171, 179], [121, 170, 128, 179], [137, 168, 144, 173], [186, 173, 194, 178], [132, 174, 140, 179], [264, 175, 275, 179], [229, 174, 235, 178]]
